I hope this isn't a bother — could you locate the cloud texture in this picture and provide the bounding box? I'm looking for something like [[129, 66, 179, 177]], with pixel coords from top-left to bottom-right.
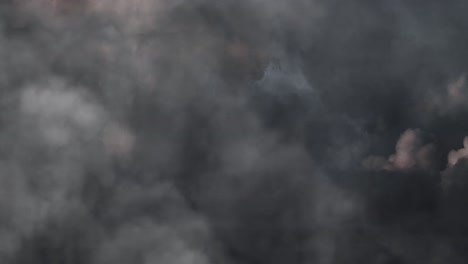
[[2, 0, 468, 263]]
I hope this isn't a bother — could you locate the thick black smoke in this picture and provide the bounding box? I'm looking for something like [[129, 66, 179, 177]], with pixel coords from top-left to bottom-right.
[[2, 0, 468, 263]]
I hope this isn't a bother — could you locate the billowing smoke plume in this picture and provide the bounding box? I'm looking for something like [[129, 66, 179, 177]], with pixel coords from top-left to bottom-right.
[[2, 0, 468, 263]]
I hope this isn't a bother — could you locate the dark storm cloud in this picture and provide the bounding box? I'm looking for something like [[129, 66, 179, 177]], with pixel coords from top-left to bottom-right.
[[2, 0, 468, 264]]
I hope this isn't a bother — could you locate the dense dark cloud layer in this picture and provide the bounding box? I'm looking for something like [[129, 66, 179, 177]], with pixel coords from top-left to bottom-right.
[[2, 0, 468, 263]]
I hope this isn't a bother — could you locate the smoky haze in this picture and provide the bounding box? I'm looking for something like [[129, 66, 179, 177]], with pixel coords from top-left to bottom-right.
[[1, 0, 468, 263]]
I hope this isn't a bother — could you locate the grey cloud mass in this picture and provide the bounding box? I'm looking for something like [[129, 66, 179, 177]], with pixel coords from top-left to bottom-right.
[[2, 0, 468, 263]]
